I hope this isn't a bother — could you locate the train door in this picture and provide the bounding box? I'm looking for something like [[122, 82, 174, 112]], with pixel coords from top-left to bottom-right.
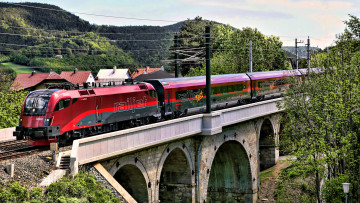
[[167, 92, 171, 111], [95, 96, 102, 123]]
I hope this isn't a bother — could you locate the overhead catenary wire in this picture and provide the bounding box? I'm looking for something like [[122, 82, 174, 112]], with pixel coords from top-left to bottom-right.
[[0, 24, 177, 35], [0, 42, 173, 52], [0, 31, 203, 42], [0, 41, 209, 53], [1, 2, 178, 23]]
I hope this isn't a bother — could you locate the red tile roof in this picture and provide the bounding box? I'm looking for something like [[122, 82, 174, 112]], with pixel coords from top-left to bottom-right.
[[60, 71, 93, 86], [10, 72, 65, 90], [131, 67, 162, 79]]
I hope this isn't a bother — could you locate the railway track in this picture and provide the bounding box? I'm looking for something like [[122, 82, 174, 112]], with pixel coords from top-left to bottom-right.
[[0, 140, 48, 161], [0, 140, 28, 151]]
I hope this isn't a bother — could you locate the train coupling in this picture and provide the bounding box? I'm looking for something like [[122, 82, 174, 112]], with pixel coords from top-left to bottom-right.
[[13, 126, 24, 140]]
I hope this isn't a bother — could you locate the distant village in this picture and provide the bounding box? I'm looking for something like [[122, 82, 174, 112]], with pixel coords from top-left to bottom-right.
[[9, 66, 175, 91]]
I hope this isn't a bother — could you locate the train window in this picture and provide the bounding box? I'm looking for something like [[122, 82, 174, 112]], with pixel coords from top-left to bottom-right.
[[55, 99, 71, 111], [176, 90, 186, 100], [192, 89, 200, 95], [228, 85, 235, 92], [23, 96, 50, 116], [72, 98, 78, 104], [212, 86, 218, 94], [235, 84, 242, 91], [275, 79, 286, 86], [220, 86, 227, 94], [149, 90, 157, 98]]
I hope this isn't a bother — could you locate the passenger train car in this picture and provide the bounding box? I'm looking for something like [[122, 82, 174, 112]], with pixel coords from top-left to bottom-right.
[[14, 69, 306, 146]]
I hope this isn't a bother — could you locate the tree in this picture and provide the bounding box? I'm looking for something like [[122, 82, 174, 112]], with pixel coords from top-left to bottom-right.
[[187, 25, 287, 76], [175, 16, 216, 76], [0, 71, 27, 129], [278, 56, 360, 202]]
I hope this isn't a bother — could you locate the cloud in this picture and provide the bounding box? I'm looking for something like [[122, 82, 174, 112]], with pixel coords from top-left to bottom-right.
[[181, 0, 293, 19], [254, 0, 352, 10]]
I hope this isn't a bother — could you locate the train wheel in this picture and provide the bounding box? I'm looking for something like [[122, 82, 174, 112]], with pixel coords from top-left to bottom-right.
[[129, 120, 135, 128], [256, 96, 265, 101], [181, 109, 188, 117], [144, 117, 150, 125]]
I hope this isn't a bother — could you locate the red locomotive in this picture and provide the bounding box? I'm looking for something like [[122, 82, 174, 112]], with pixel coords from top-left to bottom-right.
[[14, 82, 159, 146], [14, 69, 305, 146]]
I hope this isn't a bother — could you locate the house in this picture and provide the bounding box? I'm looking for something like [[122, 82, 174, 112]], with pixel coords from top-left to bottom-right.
[[96, 66, 131, 85], [10, 71, 69, 91], [60, 69, 95, 87], [131, 66, 163, 79], [134, 70, 174, 82]]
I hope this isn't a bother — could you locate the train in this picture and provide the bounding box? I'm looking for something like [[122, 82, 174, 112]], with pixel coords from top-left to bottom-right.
[[13, 68, 311, 146]]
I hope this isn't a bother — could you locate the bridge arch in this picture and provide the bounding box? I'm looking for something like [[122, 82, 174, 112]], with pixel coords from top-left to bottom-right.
[[206, 140, 253, 202], [109, 157, 151, 202], [155, 142, 195, 202], [258, 118, 277, 170]]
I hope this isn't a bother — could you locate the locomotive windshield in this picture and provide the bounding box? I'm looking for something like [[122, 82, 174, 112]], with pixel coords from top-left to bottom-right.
[[23, 90, 57, 116]]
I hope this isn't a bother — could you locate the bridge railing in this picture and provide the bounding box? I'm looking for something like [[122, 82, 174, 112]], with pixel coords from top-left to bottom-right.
[[70, 98, 282, 175]]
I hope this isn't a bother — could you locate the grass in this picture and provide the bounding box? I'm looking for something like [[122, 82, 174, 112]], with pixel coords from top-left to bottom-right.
[[260, 168, 274, 182], [0, 62, 34, 73], [274, 165, 317, 203]]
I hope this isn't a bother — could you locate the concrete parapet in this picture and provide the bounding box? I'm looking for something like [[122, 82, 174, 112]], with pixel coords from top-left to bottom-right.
[[0, 127, 16, 142], [70, 98, 283, 175], [70, 140, 79, 176], [219, 98, 282, 127], [201, 111, 222, 135]]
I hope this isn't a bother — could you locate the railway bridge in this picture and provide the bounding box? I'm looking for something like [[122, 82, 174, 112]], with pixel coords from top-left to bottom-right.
[[70, 98, 284, 203]]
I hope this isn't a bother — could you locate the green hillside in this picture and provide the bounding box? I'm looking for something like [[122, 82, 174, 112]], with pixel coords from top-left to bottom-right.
[[282, 46, 320, 58], [95, 25, 174, 68], [0, 2, 176, 73]]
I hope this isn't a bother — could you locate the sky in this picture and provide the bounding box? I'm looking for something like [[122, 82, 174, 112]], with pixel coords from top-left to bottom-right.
[[3, 0, 360, 48]]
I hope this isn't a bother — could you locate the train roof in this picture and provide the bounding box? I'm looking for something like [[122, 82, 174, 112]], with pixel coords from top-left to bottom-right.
[[145, 73, 250, 89], [50, 83, 155, 98], [298, 68, 322, 75], [246, 69, 301, 80]]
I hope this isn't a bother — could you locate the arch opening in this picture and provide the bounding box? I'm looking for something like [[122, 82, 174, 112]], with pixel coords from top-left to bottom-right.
[[114, 164, 148, 203], [207, 140, 253, 202], [259, 119, 276, 170], [159, 148, 192, 203]]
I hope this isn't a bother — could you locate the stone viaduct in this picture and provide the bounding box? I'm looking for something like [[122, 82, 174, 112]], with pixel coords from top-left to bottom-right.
[[70, 98, 283, 202]]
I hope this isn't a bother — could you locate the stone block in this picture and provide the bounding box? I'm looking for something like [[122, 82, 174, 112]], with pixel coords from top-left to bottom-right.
[[5, 163, 14, 177]]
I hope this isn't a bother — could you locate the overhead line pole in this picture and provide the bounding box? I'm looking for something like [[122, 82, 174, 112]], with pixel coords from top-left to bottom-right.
[[295, 38, 304, 69], [205, 26, 211, 114], [249, 40, 253, 72], [306, 36, 310, 69], [174, 33, 179, 78]]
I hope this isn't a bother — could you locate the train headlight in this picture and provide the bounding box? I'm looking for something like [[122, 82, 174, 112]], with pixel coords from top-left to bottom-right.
[[43, 118, 52, 126]]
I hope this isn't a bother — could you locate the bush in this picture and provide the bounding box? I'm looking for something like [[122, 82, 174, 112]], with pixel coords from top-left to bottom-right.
[[0, 54, 10, 63], [7, 181, 29, 202], [46, 172, 121, 202], [0, 189, 14, 202], [30, 187, 43, 202], [321, 174, 349, 203], [0, 172, 121, 202], [10, 53, 30, 65]]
